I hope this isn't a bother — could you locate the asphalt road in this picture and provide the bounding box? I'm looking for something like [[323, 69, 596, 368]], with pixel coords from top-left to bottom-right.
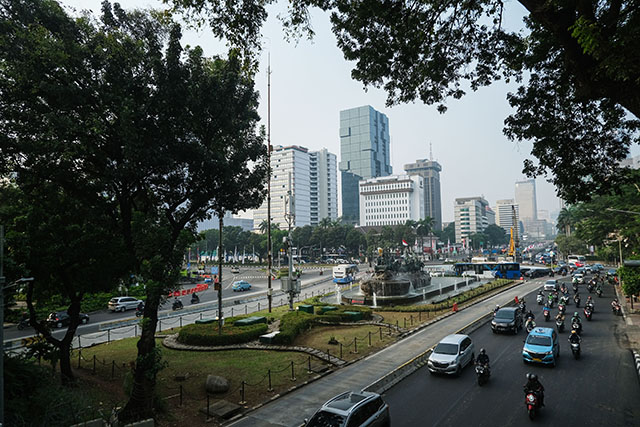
[[4, 265, 332, 342], [383, 275, 640, 426]]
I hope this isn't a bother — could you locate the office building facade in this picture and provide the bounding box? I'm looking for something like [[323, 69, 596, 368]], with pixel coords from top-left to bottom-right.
[[339, 105, 392, 224], [515, 179, 537, 221], [309, 148, 338, 225], [403, 159, 442, 230], [359, 175, 424, 226], [454, 197, 490, 244], [495, 199, 520, 233]]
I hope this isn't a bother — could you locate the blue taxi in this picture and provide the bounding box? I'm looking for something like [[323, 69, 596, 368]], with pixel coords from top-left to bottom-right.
[[522, 327, 559, 367]]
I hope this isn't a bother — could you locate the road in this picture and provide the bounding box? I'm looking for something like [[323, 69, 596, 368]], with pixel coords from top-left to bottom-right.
[[384, 274, 640, 426], [3, 265, 333, 344]]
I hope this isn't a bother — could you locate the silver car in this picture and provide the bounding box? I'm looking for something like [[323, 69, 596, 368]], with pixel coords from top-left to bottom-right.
[[305, 391, 390, 427], [108, 296, 143, 312], [427, 334, 475, 376]]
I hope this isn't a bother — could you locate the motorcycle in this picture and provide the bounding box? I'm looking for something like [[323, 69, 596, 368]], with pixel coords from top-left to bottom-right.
[[543, 308, 550, 322], [587, 283, 594, 293], [525, 391, 542, 420], [556, 317, 565, 332], [526, 318, 536, 333], [475, 363, 490, 386], [135, 307, 144, 317], [172, 299, 184, 311], [17, 318, 30, 330], [574, 295, 581, 308], [190, 293, 200, 304], [558, 304, 566, 315], [572, 283, 578, 293], [612, 303, 622, 316], [569, 339, 581, 359], [571, 321, 582, 335], [584, 306, 593, 321], [537, 294, 544, 305], [596, 288, 602, 298]]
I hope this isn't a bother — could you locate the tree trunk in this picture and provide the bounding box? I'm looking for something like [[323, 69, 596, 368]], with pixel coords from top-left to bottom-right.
[[118, 287, 161, 423]]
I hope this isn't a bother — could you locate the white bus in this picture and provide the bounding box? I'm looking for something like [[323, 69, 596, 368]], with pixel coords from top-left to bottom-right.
[[332, 264, 359, 284]]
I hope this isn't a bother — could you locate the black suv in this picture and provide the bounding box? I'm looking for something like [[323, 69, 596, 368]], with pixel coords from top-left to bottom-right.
[[47, 311, 90, 329], [491, 307, 523, 334]]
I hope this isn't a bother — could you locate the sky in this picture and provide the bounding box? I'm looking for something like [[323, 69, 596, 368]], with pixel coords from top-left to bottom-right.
[[59, 0, 565, 223]]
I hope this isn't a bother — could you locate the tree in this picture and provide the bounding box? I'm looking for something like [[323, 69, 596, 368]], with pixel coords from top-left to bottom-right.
[[169, 0, 640, 203], [619, 262, 640, 301], [555, 235, 587, 259], [436, 222, 456, 245], [484, 224, 508, 247], [0, 1, 268, 422]]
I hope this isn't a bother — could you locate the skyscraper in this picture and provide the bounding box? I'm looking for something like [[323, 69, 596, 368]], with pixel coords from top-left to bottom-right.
[[309, 148, 338, 225], [339, 105, 392, 224], [404, 158, 442, 230], [454, 197, 490, 244], [495, 199, 520, 232], [515, 179, 537, 221]]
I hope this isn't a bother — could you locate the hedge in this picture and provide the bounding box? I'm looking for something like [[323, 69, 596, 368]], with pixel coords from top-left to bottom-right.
[[177, 322, 268, 346], [315, 305, 373, 323], [272, 311, 316, 345]]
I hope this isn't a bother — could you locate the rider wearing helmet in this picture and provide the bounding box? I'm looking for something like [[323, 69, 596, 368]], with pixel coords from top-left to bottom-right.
[[524, 373, 545, 406], [476, 348, 490, 368], [571, 311, 582, 324], [493, 305, 500, 315], [569, 329, 581, 344]]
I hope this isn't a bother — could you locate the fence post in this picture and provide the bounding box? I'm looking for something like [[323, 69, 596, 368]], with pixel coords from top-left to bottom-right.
[[410, 315, 413, 326], [180, 384, 183, 407], [78, 335, 81, 350], [379, 327, 382, 340], [206, 395, 211, 420], [111, 360, 115, 379], [268, 369, 273, 392], [396, 320, 399, 329], [291, 361, 296, 381], [240, 381, 246, 405], [245, 305, 248, 315], [354, 337, 358, 354], [135, 325, 138, 337], [258, 302, 261, 311], [159, 319, 162, 331], [308, 356, 312, 373], [78, 349, 82, 368], [368, 331, 371, 346], [419, 311, 422, 322], [107, 329, 111, 343], [180, 316, 183, 328], [340, 343, 343, 359], [92, 355, 96, 374], [231, 307, 234, 317]]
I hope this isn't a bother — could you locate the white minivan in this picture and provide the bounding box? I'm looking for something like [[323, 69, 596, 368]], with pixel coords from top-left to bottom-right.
[[427, 334, 475, 376]]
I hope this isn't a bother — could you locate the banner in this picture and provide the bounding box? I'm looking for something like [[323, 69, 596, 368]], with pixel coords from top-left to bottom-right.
[[169, 283, 209, 297]]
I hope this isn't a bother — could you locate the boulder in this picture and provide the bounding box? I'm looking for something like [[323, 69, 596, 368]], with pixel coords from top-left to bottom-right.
[[205, 375, 230, 394]]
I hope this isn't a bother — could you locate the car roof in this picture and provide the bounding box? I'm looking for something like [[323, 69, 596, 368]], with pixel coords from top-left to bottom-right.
[[529, 327, 554, 337], [323, 391, 377, 415], [497, 307, 518, 313], [439, 334, 469, 345], [545, 279, 557, 283]]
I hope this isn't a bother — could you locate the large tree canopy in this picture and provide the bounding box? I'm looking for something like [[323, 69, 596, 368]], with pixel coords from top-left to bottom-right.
[[169, 0, 640, 203]]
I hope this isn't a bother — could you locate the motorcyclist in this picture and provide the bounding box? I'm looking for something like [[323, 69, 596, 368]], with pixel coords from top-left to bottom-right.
[[137, 301, 144, 312], [524, 373, 545, 407], [611, 298, 621, 313], [571, 311, 582, 326], [547, 293, 554, 307], [586, 296, 595, 310], [569, 329, 582, 344], [555, 312, 565, 323], [525, 310, 535, 321], [191, 293, 200, 303], [493, 305, 500, 316], [476, 348, 490, 369]]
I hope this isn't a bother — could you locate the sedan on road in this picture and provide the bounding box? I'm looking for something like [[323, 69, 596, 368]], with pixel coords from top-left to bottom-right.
[[232, 280, 252, 292], [47, 311, 90, 328]]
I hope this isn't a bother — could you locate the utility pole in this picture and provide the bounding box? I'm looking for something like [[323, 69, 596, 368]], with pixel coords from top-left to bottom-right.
[[217, 215, 224, 334], [0, 225, 5, 426], [267, 53, 273, 313], [286, 172, 296, 310]]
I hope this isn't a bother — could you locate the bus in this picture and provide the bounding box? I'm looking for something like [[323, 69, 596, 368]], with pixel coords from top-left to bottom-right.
[[454, 262, 521, 280], [333, 264, 359, 284]]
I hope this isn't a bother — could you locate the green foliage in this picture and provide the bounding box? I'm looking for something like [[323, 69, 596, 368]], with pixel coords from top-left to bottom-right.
[[177, 322, 268, 346], [619, 264, 640, 297], [272, 311, 316, 345], [555, 235, 587, 259], [316, 305, 373, 323]]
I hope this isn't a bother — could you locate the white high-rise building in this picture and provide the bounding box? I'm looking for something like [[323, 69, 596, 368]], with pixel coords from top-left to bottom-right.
[[359, 175, 424, 226], [403, 158, 443, 231], [309, 149, 338, 225], [515, 179, 537, 221], [454, 197, 490, 244], [495, 199, 520, 232]]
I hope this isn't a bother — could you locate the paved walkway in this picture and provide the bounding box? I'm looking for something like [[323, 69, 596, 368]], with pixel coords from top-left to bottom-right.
[[615, 284, 640, 379], [227, 279, 543, 427]]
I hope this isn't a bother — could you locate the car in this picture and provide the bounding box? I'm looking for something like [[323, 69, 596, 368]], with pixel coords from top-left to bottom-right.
[[572, 267, 586, 276], [525, 268, 550, 278], [491, 307, 523, 334], [522, 327, 559, 367], [573, 273, 585, 284], [46, 311, 90, 328], [108, 296, 144, 312], [230, 266, 240, 274], [607, 268, 618, 277], [543, 279, 558, 292], [232, 280, 252, 291], [427, 334, 475, 375], [305, 391, 390, 427], [592, 263, 604, 271]]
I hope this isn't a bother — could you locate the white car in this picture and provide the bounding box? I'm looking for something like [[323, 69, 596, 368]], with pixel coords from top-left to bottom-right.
[[573, 273, 584, 284], [543, 280, 558, 292], [108, 296, 143, 312], [230, 266, 240, 274]]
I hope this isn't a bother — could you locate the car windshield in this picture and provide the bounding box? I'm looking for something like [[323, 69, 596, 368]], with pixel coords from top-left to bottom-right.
[[495, 311, 513, 320], [434, 343, 459, 355], [306, 410, 346, 427], [109, 298, 119, 303], [526, 335, 552, 346]]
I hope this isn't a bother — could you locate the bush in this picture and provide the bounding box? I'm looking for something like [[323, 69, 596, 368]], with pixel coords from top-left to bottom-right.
[[273, 311, 316, 345], [316, 305, 373, 323], [177, 322, 268, 346]]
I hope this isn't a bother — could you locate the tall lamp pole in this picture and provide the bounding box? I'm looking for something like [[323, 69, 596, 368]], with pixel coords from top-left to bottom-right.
[[267, 54, 273, 313]]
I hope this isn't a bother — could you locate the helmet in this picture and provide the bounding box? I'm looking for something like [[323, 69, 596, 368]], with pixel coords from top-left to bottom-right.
[[529, 373, 538, 381], [496, 304, 500, 309], [574, 312, 579, 317], [480, 348, 486, 355], [571, 330, 576, 335], [614, 298, 618, 302], [526, 373, 531, 380]]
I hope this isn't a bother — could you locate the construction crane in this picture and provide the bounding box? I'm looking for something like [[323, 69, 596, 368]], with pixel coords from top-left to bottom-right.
[[507, 205, 521, 262]]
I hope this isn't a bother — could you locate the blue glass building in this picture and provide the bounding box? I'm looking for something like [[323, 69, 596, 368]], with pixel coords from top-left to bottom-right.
[[339, 106, 392, 224]]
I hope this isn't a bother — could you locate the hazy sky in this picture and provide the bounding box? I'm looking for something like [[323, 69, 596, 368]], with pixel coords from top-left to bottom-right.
[[60, 0, 565, 222]]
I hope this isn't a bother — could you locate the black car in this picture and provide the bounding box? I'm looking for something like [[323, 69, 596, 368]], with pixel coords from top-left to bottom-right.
[[46, 311, 90, 328], [525, 268, 551, 278], [491, 307, 523, 334]]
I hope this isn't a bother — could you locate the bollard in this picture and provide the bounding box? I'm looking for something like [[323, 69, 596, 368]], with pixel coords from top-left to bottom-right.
[[368, 331, 371, 346], [327, 348, 331, 362], [340, 343, 343, 359], [231, 307, 234, 317], [419, 311, 422, 322], [78, 349, 82, 368], [108, 329, 111, 343], [111, 360, 115, 379], [78, 335, 82, 350], [245, 305, 248, 315], [240, 381, 246, 405], [135, 325, 138, 337], [268, 369, 273, 392], [354, 337, 358, 354], [206, 395, 211, 420], [379, 327, 382, 340], [396, 320, 399, 329], [410, 315, 413, 326], [291, 361, 296, 381], [159, 319, 162, 331], [258, 302, 261, 311], [200, 313, 203, 320], [180, 316, 183, 328], [180, 384, 183, 407]]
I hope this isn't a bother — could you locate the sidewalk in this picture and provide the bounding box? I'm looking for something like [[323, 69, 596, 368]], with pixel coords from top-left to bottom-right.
[[227, 279, 542, 427], [615, 285, 640, 378]]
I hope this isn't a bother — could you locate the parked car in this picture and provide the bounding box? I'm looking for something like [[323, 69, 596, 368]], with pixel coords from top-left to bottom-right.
[[522, 327, 559, 367], [232, 280, 252, 292], [47, 311, 89, 328], [491, 307, 523, 334], [543, 279, 558, 292], [427, 334, 475, 376], [108, 296, 144, 312], [230, 266, 240, 274], [305, 391, 390, 427]]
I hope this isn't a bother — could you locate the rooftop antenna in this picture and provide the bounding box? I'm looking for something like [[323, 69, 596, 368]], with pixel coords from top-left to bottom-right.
[[429, 142, 433, 161]]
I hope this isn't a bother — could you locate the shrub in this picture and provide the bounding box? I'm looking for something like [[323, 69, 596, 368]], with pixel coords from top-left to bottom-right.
[[177, 322, 268, 346], [315, 305, 372, 322], [273, 311, 315, 344]]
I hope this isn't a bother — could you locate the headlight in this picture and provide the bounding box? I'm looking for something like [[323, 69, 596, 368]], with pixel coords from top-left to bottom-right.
[[544, 351, 553, 355], [491, 321, 496, 326]]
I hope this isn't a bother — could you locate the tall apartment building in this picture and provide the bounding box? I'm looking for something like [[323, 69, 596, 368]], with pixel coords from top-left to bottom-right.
[[515, 179, 537, 221], [454, 197, 490, 244], [359, 175, 424, 226], [403, 159, 442, 230], [339, 105, 392, 224], [495, 199, 520, 232], [309, 148, 338, 225]]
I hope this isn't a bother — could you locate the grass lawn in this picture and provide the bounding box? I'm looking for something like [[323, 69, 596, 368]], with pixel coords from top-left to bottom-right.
[[293, 324, 399, 361], [374, 309, 450, 329], [76, 336, 329, 426]]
